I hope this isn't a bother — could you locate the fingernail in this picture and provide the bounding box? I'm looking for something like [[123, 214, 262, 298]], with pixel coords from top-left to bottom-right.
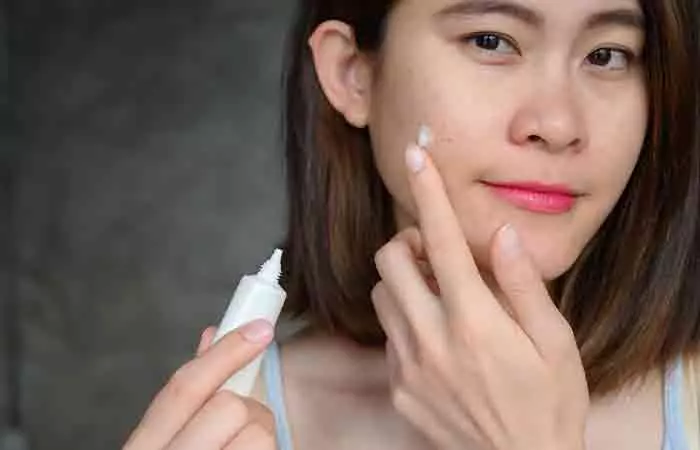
[[499, 224, 521, 258], [406, 144, 426, 173], [239, 319, 274, 343]]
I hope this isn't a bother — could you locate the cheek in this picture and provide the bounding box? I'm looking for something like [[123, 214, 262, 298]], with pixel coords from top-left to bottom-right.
[[370, 100, 496, 245], [584, 90, 647, 232], [589, 77, 648, 186], [369, 77, 502, 221]]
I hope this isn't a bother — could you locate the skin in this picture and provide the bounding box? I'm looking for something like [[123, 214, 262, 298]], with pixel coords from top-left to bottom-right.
[[125, 0, 663, 449], [365, 0, 648, 282]]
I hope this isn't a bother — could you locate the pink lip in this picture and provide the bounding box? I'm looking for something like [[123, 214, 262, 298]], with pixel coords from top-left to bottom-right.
[[483, 181, 579, 214]]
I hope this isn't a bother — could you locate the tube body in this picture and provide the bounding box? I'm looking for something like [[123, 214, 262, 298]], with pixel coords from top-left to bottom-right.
[[213, 250, 286, 395]]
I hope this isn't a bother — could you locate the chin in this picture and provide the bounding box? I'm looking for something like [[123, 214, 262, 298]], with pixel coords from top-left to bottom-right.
[[536, 260, 574, 283], [472, 242, 574, 282], [526, 242, 583, 282]]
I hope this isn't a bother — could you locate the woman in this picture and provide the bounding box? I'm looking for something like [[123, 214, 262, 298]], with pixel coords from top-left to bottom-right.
[[125, 0, 700, 448]]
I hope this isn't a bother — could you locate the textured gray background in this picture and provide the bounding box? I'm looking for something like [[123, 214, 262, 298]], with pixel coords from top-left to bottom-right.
[[2, 1, 13, 440], [6, 0, 294, 448]]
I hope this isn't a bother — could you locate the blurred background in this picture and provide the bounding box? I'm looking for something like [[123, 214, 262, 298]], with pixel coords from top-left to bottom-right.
[[2, 0, 294, 448]]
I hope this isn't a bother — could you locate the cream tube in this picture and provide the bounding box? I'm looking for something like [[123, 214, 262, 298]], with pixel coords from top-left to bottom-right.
[[212, 249, 287, 396]]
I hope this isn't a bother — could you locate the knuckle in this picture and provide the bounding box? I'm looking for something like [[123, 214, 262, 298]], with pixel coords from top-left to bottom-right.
[[376, 237, 413, 270], [411, 337, 455, 385], [374, 244, 389, 268], [374, 240, 398, 269], [244, 398, 276, 431], [504, 280, 530, 300], [259, 405, 275, 426], [413, 339, 444, 376], [401, 226, 422, 245], [426, 236, 452, 261], [396, 355, 422, 389], [209, 390, 249, 424], [551, 323, 578, 359], [244, 422, 277, 447], [449, 319, 484, 350], [166, 363, 203, 403], [390, 386, 412, 415], [448, 324, 495, 368], [370, 282, 388, 304]]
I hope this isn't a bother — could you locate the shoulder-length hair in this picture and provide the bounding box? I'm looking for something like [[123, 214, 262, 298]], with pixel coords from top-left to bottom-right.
[[279, 0, 700, 396]]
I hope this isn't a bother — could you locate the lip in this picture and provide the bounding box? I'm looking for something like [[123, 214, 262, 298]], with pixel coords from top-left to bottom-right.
[[482, 181, 581, 214]]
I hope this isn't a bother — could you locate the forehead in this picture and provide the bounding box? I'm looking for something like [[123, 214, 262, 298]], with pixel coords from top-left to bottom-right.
[[396, 0, 644, 25], [385, 0, 646, 44]]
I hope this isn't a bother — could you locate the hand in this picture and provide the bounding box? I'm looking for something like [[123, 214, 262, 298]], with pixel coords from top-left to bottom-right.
[[124, 321, 277, 450], [372, 144, 589, 450]]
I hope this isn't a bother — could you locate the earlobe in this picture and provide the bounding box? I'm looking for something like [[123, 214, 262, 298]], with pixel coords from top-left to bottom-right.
[[308, 20, 373, 128]]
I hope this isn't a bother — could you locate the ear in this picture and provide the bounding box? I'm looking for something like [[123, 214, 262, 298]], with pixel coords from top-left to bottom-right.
[[308, 20, 374, 128]]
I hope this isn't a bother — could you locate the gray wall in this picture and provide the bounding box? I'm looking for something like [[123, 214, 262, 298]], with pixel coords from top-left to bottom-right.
[[9, 1, 293, 448], [2, 1, 13, 439]]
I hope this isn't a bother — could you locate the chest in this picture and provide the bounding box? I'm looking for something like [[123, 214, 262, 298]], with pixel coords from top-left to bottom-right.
[[283, 378, 666, 450]]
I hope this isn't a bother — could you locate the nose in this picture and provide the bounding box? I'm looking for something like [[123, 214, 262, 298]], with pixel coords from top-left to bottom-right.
[[508, 79, 588, 154]]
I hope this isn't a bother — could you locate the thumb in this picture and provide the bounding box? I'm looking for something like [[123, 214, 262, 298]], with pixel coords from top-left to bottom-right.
[[490, 224, 571, 357]]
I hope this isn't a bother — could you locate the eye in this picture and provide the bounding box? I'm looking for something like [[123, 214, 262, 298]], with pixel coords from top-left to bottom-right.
[[586, 47, 633, 71], [465, 33, 519, 55]]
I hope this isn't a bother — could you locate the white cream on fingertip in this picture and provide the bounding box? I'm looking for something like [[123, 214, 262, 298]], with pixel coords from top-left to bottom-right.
[[418, 124, 433, 149]]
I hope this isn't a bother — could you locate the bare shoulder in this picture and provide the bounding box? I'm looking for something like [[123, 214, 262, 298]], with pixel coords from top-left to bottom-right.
[[586, 367, 665, 450]]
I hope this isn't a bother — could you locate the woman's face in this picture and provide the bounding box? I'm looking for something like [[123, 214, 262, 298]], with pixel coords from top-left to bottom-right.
[[367, 0, 647, 280]]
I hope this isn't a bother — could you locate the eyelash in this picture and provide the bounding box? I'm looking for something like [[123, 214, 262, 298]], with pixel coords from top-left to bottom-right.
[[585, 47, 636, 71], [461, 32, 638, 71], [462, 32, 520, 56]]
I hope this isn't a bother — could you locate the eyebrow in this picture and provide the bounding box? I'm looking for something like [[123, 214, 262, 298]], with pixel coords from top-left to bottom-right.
[[436, 0, 543, 27], [586, 9, 645, 31], [435, 0, 645, 32]]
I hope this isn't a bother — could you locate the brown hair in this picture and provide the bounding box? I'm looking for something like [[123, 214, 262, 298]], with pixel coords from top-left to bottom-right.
[[279, 0, 700, 396]]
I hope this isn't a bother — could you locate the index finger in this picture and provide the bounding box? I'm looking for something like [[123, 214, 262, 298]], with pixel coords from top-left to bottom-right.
[[404, 142, 496, 318], [125, 320, 273, 450]]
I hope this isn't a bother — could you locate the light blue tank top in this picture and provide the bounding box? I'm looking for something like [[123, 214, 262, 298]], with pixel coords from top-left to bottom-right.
[[262, 342, 689, 450]]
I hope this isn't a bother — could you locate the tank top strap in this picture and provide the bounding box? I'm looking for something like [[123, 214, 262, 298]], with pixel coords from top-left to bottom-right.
[[664, 355, 689, 450], [262, 341, 295, 450]]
